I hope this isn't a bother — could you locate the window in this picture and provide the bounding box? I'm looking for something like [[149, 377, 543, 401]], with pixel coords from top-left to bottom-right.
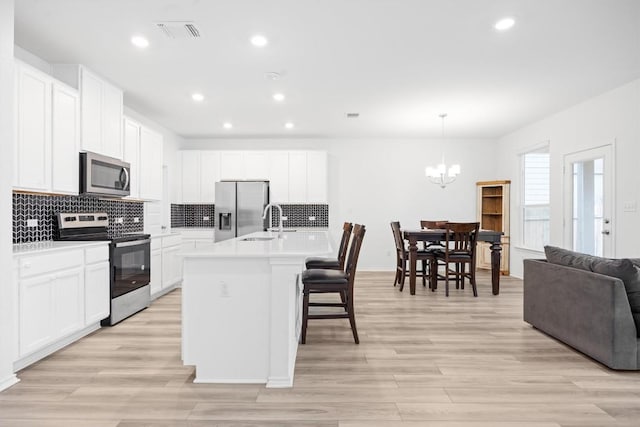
[[521, 147, 550, 250]]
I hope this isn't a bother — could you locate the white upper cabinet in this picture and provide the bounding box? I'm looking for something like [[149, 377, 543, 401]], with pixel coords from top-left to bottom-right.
[[14, 60, 79, 195], [53, 65, 123, 159], [306, 151, 328, 203], [122, 117, 141, 199], [219, 151, 245, 180], [288, 151, 308, 202], [139, 126, 163, 200], [181, 151, 202, 203], [177, 150, 327, 204], [123, 116, 163, 201], [244, 151, 269, 180], [14, 61, 51, 192], [200, 151, 220, 202], [268, 151, 289, 203]]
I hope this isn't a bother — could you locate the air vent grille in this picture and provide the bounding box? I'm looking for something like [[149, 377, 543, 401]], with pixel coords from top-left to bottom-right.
[[155, 21, 201, 39], [346, 113, 360, 118]]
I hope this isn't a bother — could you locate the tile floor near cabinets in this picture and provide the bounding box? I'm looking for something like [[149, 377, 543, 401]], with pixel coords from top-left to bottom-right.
[[1, 272, 639, 425]]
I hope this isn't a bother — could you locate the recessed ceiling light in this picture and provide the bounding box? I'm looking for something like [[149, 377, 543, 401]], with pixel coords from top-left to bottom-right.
[[494, 17, 516, 31], [250, 34, 268, 47], [191, 93, 204, 102], [131, 35, 149, 48], [223, 122, 233, 129], [273, 93, 285, 102], [284, 122, 294, 129]]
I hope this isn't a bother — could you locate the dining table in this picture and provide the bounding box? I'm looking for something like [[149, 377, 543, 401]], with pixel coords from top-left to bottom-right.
[[402, 228, 504, 295]]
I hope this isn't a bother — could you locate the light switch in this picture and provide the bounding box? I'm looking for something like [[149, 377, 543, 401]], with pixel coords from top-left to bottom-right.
[[27, 219, 38, 228], [203, 216, 210, 221], [282, 216, 288, 221], [133, 217, 140, 223], [309, 216, 316, 221]]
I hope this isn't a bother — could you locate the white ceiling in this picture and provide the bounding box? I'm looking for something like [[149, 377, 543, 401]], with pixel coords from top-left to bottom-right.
[[14, 0, 640, 139]]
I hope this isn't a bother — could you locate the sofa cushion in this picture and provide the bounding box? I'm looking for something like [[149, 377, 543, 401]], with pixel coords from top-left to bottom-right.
[[545, 245, 640, 336]]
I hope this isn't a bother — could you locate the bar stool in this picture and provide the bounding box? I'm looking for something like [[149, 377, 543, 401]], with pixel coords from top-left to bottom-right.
[[305, 222, 353, 270]]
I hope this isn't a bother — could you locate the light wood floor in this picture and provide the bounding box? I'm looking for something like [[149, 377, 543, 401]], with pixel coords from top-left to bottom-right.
[[1, 271, 639, 426]]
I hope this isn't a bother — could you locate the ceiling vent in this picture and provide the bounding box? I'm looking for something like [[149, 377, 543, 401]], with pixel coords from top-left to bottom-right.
[[346, 113, 360, 118], [155, 21, 201, 39]]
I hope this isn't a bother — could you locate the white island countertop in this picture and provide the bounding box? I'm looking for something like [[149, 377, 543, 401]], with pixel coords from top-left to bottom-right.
[[181, 230, 333, 259], [181, 229, 333, 388]]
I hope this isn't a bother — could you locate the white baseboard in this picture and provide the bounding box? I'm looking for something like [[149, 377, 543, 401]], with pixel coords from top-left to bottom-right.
[[0, 374, 19, 392]]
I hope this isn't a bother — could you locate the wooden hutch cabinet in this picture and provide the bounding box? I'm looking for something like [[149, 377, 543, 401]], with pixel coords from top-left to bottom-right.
[[476, 180, 510, 275]]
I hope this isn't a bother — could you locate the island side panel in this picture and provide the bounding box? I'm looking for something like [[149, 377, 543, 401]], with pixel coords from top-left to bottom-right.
[[182, 256, 271, 383], [267, 257, 306, 388]]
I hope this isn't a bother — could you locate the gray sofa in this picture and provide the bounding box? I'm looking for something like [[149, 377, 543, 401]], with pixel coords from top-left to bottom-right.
[[524, 254, 640, 370]]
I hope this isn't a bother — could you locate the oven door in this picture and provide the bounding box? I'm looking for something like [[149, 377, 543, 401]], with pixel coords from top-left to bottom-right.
[[111, 239, 151, 298]]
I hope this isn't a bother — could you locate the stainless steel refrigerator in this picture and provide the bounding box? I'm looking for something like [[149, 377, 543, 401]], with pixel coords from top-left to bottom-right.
[[214, 181, 269, 242]]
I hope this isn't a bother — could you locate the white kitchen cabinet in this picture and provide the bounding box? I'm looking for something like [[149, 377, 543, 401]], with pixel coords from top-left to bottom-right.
[[288, 151, 308, 202], [162, 245, 182, 289], [200, 151, 220, 202], [14, 61, 80, 195], [84, 245, 110, 325], [219, 151, 245, 180], [18, 265, 84, 357], [268, 151, 289, 203], [19, 274, 54, 356], [181, 151, 202, 203], [14, 243, 110, 369], [306, 151, 328, 203], [14, 61, 51, 192], [139, 126, 163, 200], [150, 241, 163, 296], [51, 82, 80, 194], [53, 65, 123, 159], [244, 151, 269, 180], [123, 117, 141, 199]]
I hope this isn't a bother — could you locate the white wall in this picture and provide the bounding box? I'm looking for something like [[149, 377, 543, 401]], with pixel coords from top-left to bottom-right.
[[496, 78, 640, 278], [0, 0, 18, 391], [182, 138, 499, 270]]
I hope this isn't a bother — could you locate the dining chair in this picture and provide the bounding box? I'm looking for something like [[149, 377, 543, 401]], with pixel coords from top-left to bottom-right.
[[305, 222, 353, 270], [300, 224, 366, 344], [434, 222, 480, 297], [390, 221, 434, 291]]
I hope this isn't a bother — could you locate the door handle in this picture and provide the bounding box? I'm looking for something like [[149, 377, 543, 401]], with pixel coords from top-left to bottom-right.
[[601, 230, 610, 235]]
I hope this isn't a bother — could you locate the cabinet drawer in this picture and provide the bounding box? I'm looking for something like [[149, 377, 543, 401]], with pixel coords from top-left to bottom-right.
[[85, 245, 109, 264], [19, 249, 84, 278], [162, 234, 182, 248]]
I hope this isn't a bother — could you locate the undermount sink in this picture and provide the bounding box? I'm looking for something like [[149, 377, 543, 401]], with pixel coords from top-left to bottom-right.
[[241, 237, 276, 241]]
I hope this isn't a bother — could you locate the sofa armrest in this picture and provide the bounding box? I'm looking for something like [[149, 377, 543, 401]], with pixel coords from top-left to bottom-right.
[[523, 259, 637, 370]]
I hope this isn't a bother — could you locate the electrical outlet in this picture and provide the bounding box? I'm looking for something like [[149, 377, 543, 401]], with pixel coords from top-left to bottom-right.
[[115, 217, 124, 224], [309, 216, 316, 221], [27, 219, 38, 228], [281, 216, 288, 221], [133, 217, 140, 223], [203, 216, 210, 221]]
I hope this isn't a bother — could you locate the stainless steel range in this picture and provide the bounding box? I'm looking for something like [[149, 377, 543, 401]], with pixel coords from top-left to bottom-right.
[[55, 212, 151, 325]]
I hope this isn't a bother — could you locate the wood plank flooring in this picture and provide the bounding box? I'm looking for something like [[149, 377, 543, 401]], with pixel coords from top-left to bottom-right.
[[1, 271, 639, 426]]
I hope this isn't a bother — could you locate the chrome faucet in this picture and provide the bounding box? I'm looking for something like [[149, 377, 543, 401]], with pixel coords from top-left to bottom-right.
[[262, 203, 284, 238]]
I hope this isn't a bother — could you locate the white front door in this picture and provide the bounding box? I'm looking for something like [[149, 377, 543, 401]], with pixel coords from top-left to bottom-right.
[[563, 145, 614, 257]]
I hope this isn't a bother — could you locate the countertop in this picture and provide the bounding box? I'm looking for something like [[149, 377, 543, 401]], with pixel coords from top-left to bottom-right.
[[181, 230, 333, 259], [13, 240, 109, 256]]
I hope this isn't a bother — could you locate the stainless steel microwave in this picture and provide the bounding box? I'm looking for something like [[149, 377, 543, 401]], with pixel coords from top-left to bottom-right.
[[79, 152, 130, 197]]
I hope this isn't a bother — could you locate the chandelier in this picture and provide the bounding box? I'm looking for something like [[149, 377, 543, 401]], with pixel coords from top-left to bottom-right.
[[425, 113, 460, 188]]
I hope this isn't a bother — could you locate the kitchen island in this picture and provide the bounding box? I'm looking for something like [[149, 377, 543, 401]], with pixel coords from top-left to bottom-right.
[[181, 230, 332, 387]]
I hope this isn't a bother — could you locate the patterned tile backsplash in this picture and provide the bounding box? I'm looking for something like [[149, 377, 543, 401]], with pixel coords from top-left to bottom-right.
[[13, 192, 144, 244], [171, 203, 329, 229], [171, 204, 215, 228]]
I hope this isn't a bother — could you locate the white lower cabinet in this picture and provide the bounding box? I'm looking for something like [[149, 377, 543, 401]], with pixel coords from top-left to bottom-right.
[[84, 261, 110, 325], [14, 243, 110, 370], [150, 234, 183, 299]]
